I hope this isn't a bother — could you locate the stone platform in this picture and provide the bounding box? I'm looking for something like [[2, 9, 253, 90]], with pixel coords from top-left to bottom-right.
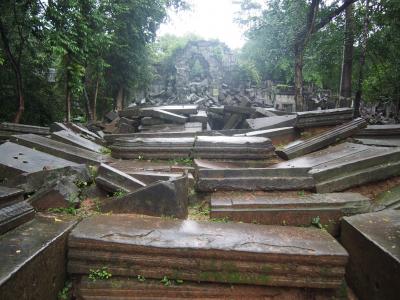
[[0, 214, 77, 299], [341, 210, 400, 300], [68, 215, 348, 289], [210, 192, 370, 236]]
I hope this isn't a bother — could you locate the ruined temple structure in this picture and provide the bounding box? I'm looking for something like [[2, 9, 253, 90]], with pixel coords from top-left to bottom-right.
[[143, 40, 338, 113]]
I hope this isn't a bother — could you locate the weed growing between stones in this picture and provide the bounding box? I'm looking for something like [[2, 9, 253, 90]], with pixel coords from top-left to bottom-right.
[[100, 147, 111, 155], [113, 189, 127, 198], [137, 275, 146, 282], [89, 267, 112, 282], [57, 281, 71, 300]]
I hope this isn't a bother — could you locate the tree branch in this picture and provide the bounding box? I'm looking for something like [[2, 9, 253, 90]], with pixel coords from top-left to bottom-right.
[[314, 0, 359, 33]]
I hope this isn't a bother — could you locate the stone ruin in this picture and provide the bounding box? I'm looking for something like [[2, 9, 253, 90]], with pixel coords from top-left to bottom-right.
[[1, 101, 399, 299], [138, 40, 344, 113]]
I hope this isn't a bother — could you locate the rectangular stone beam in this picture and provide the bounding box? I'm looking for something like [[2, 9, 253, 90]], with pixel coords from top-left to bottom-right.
[[68, 214, 348, 289], [295, 108, 353, 128], [140, 108, 188, 124], [51, 130, 103, 153], [276, 118, 367, 160], [0, 122, 50, 135]]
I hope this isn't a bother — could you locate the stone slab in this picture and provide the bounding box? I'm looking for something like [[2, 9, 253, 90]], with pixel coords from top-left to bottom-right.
[[51, 130, 103, 153], [144, 105, 198, 115], [0, 142, 79, 179], [196, 168, 315, 192], [0, 201, 34, 235], [141, 117, 168, 126], [0, 122, 50, 135], [211, 192, 370, 236], [0, 186, 24, 208], [95, 163, 146, 193], [68, 214, 348, 289], [276, 118, 367, 160], [310, 146, 400, 193], [234, 127, 299, 145], [245, 115, 297, 131], [140, 108, 188, 124], [356, 124, 400, 136], [49, 122, 70, 132], [371, 184, 400, 211], [126, 171, 185, 185], [74, 276, 338, 300], [295, 108, 353, 128], [273, 142, 371, 169], [354, 137, 400, 147], [66, 122, 103, 143], [0, 214, 77, 299], [341, 210, 400, 300], [11, 134, 104, 165], [99, 176, 188, 219]]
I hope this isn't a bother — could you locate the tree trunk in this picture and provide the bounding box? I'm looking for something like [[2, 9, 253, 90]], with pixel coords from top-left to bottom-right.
[[0, 19, 24, 123], [65, 69, 72, 122], [92, 77, 99, 121], [354, 0, 369, 118], [294, 44, 304, 112], [83, 85, 93, 122], [339, 3, 355, 108], [115, 85, 124, 111]]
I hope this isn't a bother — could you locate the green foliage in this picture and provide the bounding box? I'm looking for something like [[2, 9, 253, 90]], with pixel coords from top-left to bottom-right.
[[57, 281, 72, 300], [113, 189, 127, 198], [160, 275, 172, 286], [137, 275, 146, 282], [89, 267, 112, 282], [100, 147, 111, 155], [48, 206, 78, 216]]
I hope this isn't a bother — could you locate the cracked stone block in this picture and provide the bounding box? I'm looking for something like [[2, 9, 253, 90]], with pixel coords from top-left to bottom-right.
[[68, 214, 348, 289]]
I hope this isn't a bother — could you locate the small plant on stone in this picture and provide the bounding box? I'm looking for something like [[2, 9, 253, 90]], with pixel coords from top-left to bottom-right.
[[113, 189, 127, 198], [176, 279, 184, 285], [160, 275, 172, 286], [311, 216, 323, 229], [57, 281, 71, 300], [48, 205, 78, 216], [100, 147, 111, 155], [137, 275, 146, 282], [89, 267, 112, 282], [297, 190, 305, 196]]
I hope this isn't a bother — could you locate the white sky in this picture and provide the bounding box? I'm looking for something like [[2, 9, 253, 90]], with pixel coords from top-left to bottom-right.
[[158, 0, 246, 49]]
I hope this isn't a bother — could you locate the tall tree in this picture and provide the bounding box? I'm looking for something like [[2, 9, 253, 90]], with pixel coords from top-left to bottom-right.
[[339, 3, 355, 106]]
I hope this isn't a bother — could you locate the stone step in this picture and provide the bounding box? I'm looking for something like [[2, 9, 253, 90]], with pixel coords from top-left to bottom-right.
[[276, 118, 367, 160], [245, 115, 297, 130], [0, 201, 34, 235], [0, 214, 77, 299], [11, 134, 105, 165], [98, 176, 188, 219], [0, 186, 24, 209], [95, 163, 146, 193], [210, 192, 370, 236], [196, 167, 314, 192], [0, 122, 50, 135], [51, 130, 103, 153], [295, 108, 353, 128], [341, 210, 400, 300], [68, 215, 348, 289], [75, 276, 338, 299]]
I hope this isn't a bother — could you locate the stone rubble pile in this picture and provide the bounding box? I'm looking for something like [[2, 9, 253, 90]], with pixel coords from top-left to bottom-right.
[[1, 105, 400, 299]]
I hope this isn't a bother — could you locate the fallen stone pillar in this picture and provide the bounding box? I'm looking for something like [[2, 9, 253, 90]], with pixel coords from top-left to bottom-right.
[[341, 210, 400, 300], [140, 108, 188, 124], [211, 192, 370, 236], [276, 118, 367, 160], [68, 214, 348, 289], [0, 201, 34, 235]]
